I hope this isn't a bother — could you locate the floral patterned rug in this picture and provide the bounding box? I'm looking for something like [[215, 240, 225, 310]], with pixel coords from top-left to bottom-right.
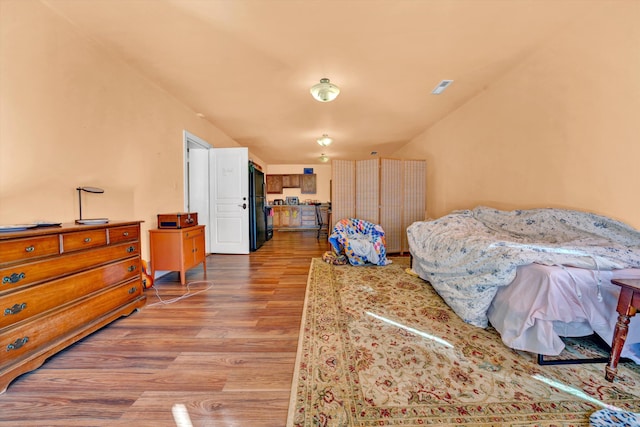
[[286, 258, 640, 426]]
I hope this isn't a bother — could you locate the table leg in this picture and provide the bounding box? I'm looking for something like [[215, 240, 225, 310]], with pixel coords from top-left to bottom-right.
[[605, 313, 630, 381], [605, 287, 635, 382]]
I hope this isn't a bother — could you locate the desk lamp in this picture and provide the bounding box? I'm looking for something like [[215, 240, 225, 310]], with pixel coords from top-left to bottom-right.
[[75, 186, 107, 224]]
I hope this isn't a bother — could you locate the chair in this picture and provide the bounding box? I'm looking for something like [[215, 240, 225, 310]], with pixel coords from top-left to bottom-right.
[[315, 205, 329, 240], [328, 218, 391, 266]]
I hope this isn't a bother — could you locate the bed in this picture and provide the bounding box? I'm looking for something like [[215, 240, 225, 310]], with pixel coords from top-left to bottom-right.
[[406, 206, 640, 363]]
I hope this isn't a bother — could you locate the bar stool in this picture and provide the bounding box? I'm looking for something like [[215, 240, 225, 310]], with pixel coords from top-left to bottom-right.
[[315, 205, 329, 240]]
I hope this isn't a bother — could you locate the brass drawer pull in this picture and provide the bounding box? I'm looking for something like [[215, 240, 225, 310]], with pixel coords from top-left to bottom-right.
[[127, 265, 136, 272], [123, 232, 129, 236], [4, 303, 27, 316], [84, 237, 92, 243], [128, 286, 137, 294], [3, 272, 26, 285], [7, 337, 29, 351], [25, 246, 35, 253], [126, 246, 135, 253]]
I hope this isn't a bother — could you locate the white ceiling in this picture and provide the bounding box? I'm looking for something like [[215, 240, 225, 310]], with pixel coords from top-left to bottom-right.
[[43, 0, 603, 165]]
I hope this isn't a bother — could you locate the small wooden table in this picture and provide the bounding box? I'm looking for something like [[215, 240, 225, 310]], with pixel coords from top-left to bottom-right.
[[606, 278, 640, 381]]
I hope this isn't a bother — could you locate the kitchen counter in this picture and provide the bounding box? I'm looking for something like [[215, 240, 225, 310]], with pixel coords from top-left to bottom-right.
[[271, 205, 328, 230]]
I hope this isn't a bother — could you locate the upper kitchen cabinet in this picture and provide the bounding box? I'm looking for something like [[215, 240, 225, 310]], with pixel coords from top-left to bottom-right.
[[266, 174, 317, 194], [300, 174, 316, 194], [282, 174, 300, 188], [266, 175, 283, 194]]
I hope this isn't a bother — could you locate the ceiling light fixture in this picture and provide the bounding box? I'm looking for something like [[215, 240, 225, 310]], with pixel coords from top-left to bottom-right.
[[310, 78, 340, 102], [318, 154, 329, 163], [317, 134, 333, 147]]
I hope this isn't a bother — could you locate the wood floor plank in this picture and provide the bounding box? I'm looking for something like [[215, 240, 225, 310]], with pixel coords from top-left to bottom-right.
[[0, 231, 326, 426], [196, 326, 300, 339], [118, 391, 291, 426], [34, 351, 178, 370], [0, 391, 142, 425], [172, 352, 296, 367], [9, 369, 228, 393]]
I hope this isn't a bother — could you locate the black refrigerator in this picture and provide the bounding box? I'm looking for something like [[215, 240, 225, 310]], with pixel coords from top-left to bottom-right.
[[249, 162, 267, 251]]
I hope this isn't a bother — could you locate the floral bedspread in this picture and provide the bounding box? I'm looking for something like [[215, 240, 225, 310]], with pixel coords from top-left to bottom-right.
[[407, 206, 640, 327], [329, 218, 391, 266]]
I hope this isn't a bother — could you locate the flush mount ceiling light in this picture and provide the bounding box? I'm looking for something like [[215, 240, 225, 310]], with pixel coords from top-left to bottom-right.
[[317, 134, 333, 147], [310, 78, 340, 102], [318, 153, 330, 163]]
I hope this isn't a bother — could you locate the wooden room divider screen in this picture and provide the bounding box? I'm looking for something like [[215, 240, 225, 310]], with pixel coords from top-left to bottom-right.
[[331, 158, 426, 253]]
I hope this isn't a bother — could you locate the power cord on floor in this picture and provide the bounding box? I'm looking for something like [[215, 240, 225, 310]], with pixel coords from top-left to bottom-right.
[[146, 280, 215, 307]]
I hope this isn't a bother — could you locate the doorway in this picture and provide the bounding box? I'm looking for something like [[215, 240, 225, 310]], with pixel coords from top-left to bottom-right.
[[183, 131, 212, 252], [183, 131, 250, 254]]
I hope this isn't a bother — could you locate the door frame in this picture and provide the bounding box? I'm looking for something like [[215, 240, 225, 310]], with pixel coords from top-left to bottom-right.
[[183, 130, 212, 252], [183, 132, 249, 254]]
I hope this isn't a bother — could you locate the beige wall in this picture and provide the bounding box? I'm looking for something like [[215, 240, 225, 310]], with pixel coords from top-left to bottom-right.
[[3, 0, 639, 263], [266, 164, 331, 204], [393, 3, 640, 229], [0, 0, 253, 259]]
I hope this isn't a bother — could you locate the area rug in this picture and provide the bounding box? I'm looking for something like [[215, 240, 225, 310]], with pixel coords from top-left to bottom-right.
[[286, 257, 640, 426]]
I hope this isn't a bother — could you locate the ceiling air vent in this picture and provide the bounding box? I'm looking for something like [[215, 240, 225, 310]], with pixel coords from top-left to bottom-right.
[[431, 80, 453, 95]]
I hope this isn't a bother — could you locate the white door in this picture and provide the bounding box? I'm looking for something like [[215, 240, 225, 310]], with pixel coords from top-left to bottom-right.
[[209, 147, 249, 254]]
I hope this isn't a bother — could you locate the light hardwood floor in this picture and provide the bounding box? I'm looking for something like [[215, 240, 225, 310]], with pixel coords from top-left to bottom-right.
[[0, 230, 329, 426]]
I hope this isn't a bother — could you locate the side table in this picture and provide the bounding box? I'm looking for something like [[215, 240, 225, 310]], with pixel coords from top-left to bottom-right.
[[606, 278, 640, 381], [149, 225, 207, 285]]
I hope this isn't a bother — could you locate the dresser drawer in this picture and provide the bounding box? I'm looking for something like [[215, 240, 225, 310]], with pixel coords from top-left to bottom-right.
[[61, 229, 107, 253], [182, 226, 204, 241], [0, 235, 59, 265], [0, 278, 142, 369], [0, 242, 140, 293], [0, 258, 140, 329], [108, 225, 139, 244]]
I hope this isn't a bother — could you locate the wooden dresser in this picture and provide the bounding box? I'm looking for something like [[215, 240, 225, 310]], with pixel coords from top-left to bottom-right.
[[0, 221, 146, 394], [149, 225, 206, 285]]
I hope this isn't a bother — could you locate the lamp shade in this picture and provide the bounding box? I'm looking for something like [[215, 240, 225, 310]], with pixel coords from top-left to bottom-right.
[[318, 154, 329, 163], [77, 186, 104, 194], [310, 78, 340, 102], [317, 134, 333, 147]]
